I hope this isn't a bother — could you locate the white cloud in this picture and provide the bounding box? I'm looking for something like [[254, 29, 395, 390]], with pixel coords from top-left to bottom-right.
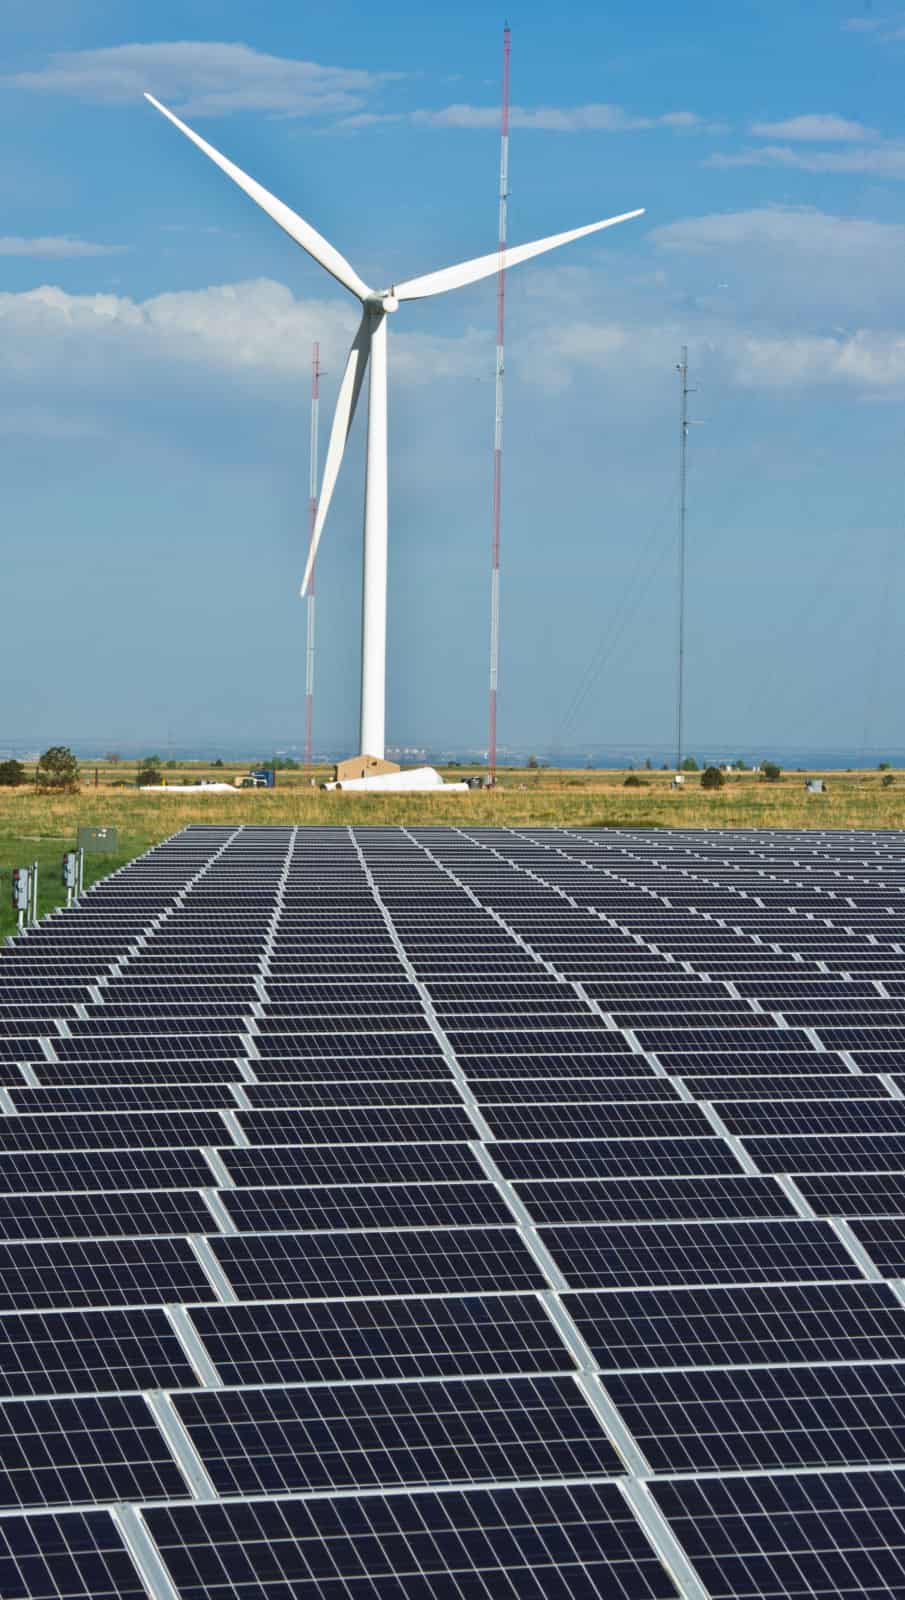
[[3, 262, 905, 414], [524, 311, 905, 393], [843, 14, 905, 37], [0, 278, 487, 387], [651, 206, 905, 262], [708, 142, 905, 177], [647, 206, 905, 328], [0, 236, 125, 258], [340, 103, 714, 134], [749, 113, 876, 142], [5, 41, 390, 118]]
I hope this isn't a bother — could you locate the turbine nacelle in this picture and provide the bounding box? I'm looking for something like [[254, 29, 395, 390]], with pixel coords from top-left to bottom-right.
[[364, 292, 399, 314]]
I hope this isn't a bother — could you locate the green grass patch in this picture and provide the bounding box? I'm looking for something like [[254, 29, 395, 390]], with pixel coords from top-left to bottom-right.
[[0, 829, 157, 943]]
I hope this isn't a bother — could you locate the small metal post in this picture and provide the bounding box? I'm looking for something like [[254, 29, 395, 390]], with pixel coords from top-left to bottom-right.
[[30, 861, 38, 926], [78, 847, 84, 896]]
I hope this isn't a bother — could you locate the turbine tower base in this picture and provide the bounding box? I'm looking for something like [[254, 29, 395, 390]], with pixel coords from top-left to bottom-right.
[[333, 755, 401, 784]]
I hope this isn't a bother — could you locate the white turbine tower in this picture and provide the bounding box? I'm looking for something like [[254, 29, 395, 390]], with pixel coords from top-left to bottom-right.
[[146, 94, 643, 761]]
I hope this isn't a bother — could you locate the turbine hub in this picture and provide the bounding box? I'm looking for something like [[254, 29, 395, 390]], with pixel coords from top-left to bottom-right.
[[366, 291, 399, 314]]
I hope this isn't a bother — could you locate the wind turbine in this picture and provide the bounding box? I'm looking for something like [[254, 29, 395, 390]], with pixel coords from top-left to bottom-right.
[[146, 94, 643, 761]]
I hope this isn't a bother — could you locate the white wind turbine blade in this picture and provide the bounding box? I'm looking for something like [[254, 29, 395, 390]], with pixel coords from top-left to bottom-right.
[[300, 312, 372, 596], [394, 209, 644, 301], [145, 94, 372, 301]]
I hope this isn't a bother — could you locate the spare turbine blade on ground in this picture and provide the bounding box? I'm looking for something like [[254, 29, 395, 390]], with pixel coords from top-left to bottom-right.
[[300, 311, 373, 597], [393, 209, 644, 301], [144, 94, 372, 301]]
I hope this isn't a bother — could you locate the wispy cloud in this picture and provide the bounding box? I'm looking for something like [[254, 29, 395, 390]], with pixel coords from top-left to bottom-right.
[[0, 236, 125, 258], [340, 102, 716, 134], [5, 41, 391, 118], [0, 279, 487, 387], [707, 142, 905, 178], [529, 311, 905, 393], [651, 205, 905, 258], [843, 13, 905, 38], [749, 113, 876, 142]]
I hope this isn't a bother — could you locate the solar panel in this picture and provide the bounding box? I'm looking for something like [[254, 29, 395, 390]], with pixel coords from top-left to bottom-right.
[[0, 1236, 214, 1311], [174, 1372, 623, 1495], [0, 1509, 147, 1599], [566, 1279, 905, 1372], [211, 1225, 548, 1300], [189, 1291, 574, 1386], [0, 1392, 189, 1509], [650, 1468, 905, 1600], [647, 1356, 905, 1472], [0, 1305, 198, 1398], [539, 1217, 862, 1288], [220, 1179, 517, 1233], [220, 1140, 485, 1187], [10, 820, 905, 1596], [513, 1173, 797, 1224], [146, 1481, 681, 1600]]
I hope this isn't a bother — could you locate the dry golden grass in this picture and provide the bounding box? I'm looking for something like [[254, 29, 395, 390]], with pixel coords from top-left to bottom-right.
[[2, 768, 903, 939], [4, 768, 905, 835]]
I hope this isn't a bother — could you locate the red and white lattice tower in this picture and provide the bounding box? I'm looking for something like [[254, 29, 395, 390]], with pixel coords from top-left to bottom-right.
[[488, 23, 510, 784], [304, 341, 320, 770]]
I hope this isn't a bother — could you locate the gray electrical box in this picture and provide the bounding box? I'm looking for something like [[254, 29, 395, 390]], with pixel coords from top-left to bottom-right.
[[78, 826, 119, 854]]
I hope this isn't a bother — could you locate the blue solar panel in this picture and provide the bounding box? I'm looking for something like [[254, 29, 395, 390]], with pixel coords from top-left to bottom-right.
[[9, 820, 905, 1598]]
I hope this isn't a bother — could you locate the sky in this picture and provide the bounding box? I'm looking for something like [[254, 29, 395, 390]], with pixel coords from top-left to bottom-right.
[[3, 0, 905, 760]]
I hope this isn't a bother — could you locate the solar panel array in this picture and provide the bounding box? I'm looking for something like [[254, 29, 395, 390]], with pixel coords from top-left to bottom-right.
[[3, 822, 905, 1596]]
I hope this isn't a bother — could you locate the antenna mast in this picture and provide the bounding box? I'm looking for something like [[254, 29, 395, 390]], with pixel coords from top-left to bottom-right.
[[488, 22, 511, 784], [305, 341, 320, 771], [675, 345, 691, 771]]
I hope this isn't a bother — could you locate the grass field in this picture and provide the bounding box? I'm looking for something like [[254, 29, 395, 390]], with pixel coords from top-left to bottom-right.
[[1, 761, 904, 941]]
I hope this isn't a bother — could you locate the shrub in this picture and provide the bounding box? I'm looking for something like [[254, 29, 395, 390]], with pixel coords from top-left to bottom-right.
[[0, 760, 25, 787], [35, 746, 80, 793], [623, 775, 646, 787], [761, 761, 782, 782], [883, 774, 895, 788], [680, 756, 699, 772], [701, 766, 724, 790], [137, 766, 162, 786]]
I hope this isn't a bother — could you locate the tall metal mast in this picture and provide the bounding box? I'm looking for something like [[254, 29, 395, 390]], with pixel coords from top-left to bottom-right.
[[675, 345, 691, 771], [488, 23, 511, 784], [304, 341, 320, 771]]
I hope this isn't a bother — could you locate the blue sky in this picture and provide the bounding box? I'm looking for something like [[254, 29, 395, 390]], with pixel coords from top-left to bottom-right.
[[4, 0, 905, 758]]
